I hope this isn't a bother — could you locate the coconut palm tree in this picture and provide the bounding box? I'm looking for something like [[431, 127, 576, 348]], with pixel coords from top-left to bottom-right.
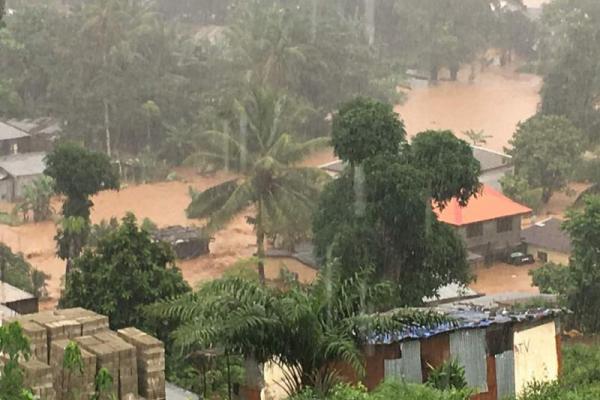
[[149, 268, 449, 397], [186, 87, 329, 283]]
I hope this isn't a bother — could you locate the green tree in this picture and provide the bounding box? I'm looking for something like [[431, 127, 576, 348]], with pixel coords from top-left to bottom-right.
[[63, 341, 84, 400], [149, 270, 448, 396], [539, 0, 600, 142], [60, 213, 190, 331], [186, 88, 329, 283], [314, 99, 479, 304], [0, 322, 34, 400], [500, 173, 543, 212], [506, 115, 584, 204], [560, 196, 600, 332], [44, 143, 119, 221], [18, 176, 55, 222], [0, 243, 48, 299], [462, 130, 491, 147]]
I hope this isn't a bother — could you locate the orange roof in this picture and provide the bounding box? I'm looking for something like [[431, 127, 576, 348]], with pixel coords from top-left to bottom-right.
[[434, 185, 532, 226]]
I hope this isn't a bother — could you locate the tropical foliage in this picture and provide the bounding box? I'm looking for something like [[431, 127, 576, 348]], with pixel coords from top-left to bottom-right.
[[149, 268, 448, 396], [506, 115, 584, 204], [17, 176, 54, 222], [0, 242, 48, 299], [60, 213, 190, 331], [0, 322, 35, 400], [44, 143, 119, 220], [186, 88, 330, 281], [314, 99, 479, 305]]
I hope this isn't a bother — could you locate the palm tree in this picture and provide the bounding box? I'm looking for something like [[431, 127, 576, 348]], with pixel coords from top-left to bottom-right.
[[186, 88, 329, 283], [149, 269, 449, 397]]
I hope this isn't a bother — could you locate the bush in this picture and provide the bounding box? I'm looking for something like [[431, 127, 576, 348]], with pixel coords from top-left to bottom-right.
[[426, 360, 468, 391], [500, 173, 543, 212], [0, 243, 48, 299], [530, 262, 573, 296]]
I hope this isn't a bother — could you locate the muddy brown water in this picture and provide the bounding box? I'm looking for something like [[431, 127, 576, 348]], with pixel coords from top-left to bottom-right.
[[0, 63, 546, 308]]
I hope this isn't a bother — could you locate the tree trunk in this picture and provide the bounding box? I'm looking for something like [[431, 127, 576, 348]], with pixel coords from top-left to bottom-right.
[[364, 0, 375, 46], [542, 187, 553, 204], [226, 351, 232, 400], [429, 65, 439, 82], [450, 65, 459, 81], [353, 164, 366, 217], [256, 198, 266, 284], [311, 0, 318, 43], [103, 98, 112, 157]]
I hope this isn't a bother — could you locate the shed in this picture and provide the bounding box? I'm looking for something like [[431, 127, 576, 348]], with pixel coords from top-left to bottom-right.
[[0, 152, 47, 201], [0, 121, 32, 156], [522, 218, 571, 265], [152, 226, 212, 260], [7, 117, 62, 152], [0, 281, 38, 314]]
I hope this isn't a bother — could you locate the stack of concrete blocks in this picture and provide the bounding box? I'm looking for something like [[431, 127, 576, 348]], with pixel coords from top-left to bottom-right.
[[2, 308, 166, 400], [118, 327, 166, 400], [50, 339, 96, 400], [22, 357, 56, 400], [77, 331, 139, 400]]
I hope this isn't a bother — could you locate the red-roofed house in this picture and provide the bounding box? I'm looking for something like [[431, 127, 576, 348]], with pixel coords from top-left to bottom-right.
[[435, 185, 532, 259]]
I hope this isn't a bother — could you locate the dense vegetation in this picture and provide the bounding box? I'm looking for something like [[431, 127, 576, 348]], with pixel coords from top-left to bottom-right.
[[314, 99, 480, 304], [0, 0, 535, 162]]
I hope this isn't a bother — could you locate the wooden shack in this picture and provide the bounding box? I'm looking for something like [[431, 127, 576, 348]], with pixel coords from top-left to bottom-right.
[[152, 226, 211, 260]]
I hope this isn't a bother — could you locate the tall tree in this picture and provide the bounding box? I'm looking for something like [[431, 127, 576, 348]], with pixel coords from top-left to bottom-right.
[[539, 0, 600, 142], [186, 88, 329, 283], [314, 98, 479, 304], [44, 143, 119, 221], [60, 214, 190, 331], [506, 115, 583, 203]]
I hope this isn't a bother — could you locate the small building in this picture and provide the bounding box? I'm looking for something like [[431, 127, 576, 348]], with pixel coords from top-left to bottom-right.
[[0, 121, 32, 156], [7, 117, 62, 152], [350, 294, 561, 400], [435, 184, 532, 261], [522, 218, 571, 265], [320, 145, 513, 190], [152, 226, 212, 260], [0, 152, 47, 201], [0, 281, 38, 314]]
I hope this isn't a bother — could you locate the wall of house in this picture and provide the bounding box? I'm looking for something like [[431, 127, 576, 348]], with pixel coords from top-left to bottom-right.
[[513, 321, 559, 396], [526, 245, 570, 265], [457, 216, 523, 257], [0, 137, 32, 156], [0, 178, 13, 201], [480, 166, 513, 191]]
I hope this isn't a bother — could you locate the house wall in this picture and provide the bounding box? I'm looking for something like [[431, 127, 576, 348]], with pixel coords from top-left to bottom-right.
[[513, 321, 559, 396], [0, 137, 32, 156], [480, 166, 513, 191], [457, 216, 523, 257], [526, 245, 570, 265], [14, 174, 42, 200], [0, 178, 13, 201]]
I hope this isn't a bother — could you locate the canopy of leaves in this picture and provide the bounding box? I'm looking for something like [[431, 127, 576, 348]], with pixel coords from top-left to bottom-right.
[[44, 143, 119, 219], [506, 115, 583, 203], [149, 270, 448, 396], [538, 0, 600, 143], [60, 213, 190, 331], [0, 322, 33, 400], [332, 98, 406, 166], [315, 100, 478, 305], [0, 242, 48, 299]]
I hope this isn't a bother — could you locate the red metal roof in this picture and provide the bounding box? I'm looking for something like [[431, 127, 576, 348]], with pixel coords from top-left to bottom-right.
[[434, 185, 532, 226]]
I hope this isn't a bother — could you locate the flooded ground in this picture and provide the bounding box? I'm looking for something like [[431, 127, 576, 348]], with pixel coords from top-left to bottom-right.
[[470, 262, 541, 295], [0, 62, 554, 307], [396, 64, 542, 152]]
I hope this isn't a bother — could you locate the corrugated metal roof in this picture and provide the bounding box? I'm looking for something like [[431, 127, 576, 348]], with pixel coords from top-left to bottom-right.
[[471, 146, 512, 172], [522, 218, 572, 254], [0, 121, 30, 141], [0, 281, 36, 304], [0, 152, 46, 177]]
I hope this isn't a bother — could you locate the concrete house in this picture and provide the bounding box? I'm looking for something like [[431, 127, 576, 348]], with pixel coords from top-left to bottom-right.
[[522, 218, 571, 265], [435, 185, 532, 260], [0, 152, 47, 201], [0, 120, 32, 156]]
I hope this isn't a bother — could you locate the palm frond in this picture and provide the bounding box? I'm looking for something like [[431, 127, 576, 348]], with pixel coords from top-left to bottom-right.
[[186, 179, 240, 219]]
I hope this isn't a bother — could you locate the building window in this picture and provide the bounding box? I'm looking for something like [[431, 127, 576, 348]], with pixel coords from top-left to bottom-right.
[[538, 251, 548, 263], [497, 217, 513, 233], [467, 223, 483, 238]]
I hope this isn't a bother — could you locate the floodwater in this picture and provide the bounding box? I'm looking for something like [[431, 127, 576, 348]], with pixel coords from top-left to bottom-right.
[[0, 62, 548, 307], [396, 64, 542, 152]]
